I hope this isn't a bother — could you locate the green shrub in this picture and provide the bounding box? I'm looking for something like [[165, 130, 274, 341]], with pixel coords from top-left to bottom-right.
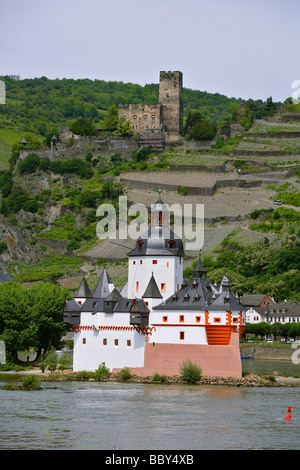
[[152, 373, 167, 382], [179, 360, 202, 383], [94, 364, 110, 377], [76, 370, 90, 380], [22, 374, 41, 389], [119, 367, 132, 381]]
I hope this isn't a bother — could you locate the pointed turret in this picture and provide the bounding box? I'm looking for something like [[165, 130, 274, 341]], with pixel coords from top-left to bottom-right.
[[192, 250, 208, 278], [219, 274, 230, 292], [93, 268, 112, 298], [142, 273, 163, 299], [74, 277, 93, 299]]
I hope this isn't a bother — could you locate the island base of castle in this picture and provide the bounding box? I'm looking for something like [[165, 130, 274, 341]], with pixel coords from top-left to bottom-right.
[[112, 331, 242, 379]]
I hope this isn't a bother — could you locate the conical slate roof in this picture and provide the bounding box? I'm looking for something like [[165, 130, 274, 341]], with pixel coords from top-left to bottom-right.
[[93, 268, 111, 298], [192, 251, 208, 277], [74, 277, 93, 298], [142, 274, 163, 299], [106, 287, 123, 302]]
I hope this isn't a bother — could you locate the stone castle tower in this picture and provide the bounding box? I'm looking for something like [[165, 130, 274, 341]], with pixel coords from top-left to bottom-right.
[[159, 71, 183, 136], [118, 71, 183, 148]]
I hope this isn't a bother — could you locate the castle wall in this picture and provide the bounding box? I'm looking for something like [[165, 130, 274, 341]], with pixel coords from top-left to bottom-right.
[[73, 311, 146, 372], [118, 103, 162, 134], [128, 331, 242, 378]]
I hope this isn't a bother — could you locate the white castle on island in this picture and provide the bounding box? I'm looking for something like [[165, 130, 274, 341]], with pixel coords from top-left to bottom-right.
[[64, 191, 246, 378]]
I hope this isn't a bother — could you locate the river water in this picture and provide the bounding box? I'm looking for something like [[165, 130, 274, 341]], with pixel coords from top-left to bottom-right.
[[1, 360, 299, 451]]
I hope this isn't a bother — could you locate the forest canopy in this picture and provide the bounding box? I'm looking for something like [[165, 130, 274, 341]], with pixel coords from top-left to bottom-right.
[[0, 75, 281, 138]]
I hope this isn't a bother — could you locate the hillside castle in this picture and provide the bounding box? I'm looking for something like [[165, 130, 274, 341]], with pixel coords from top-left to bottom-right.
[[64, 191, 246, 378], [118, 71, 184, 149]]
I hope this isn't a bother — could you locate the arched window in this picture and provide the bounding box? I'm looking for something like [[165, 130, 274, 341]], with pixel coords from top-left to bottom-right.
[[159, 211, 162, 225]]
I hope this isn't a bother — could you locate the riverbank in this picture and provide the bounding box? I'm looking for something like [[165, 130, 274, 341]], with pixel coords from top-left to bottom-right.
[[240, 343, 298, 361], [1, 368, 300, 387]]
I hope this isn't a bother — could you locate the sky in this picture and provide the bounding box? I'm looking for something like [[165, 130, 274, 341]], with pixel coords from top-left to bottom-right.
[[1, 0, 300, 102]]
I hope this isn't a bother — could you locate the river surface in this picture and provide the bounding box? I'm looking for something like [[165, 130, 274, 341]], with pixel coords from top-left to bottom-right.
[[0, 360, 299, 451]]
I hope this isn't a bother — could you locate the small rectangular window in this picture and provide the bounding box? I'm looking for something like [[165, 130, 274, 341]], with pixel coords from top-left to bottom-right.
[[103, 338, 107, 345], [127, 340, 131, 347], [136, 282, 139, 293], [214, 318, 221, 323], [114, 339, 118, 346], [82, 338, 86, 344], [180, 331, 185, 340], [196, 316, 201, 323], [163, 316, 168, 322], [152, 260, 157, 264], [161, 283, 166, 293], [179, 315, 184, 322]]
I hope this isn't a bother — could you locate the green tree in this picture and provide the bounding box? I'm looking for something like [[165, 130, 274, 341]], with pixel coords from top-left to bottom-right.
[[103, 104, 119, 130], [0, 281, 70, 362], [189, 121, 216, 140], [29, 282, 71, 359], [264, 96, 277, 116], [183, 109, 202, 135], [70, 118, 97, 136], [0, 281, 36, 362]]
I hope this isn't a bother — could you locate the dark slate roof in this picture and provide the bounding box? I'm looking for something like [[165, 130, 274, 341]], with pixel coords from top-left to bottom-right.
[[93, 268, 111, 298], [269, 303, 300, 316], [192, 252, 208, 276], [130, 299, 150, 314], [64, 300, 82, 312], [240, 294, 271, 306], [153, 257, 245, 312], [106, 287, 123, 302], [142, 274, 163, 299], [80, 298, 105, 312], [74, 277, 93, 298], [153, 275, 213, 310], [113, 297, 150, 314], [127, 225, 184, 257]]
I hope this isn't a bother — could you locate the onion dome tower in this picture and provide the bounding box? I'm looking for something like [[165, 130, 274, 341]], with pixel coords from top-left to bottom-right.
[[127, 190, 184, 301]]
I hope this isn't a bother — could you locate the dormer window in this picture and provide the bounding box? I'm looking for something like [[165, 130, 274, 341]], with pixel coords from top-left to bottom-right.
[[169, 240, 176, 249], [137, 241, 143, 251]]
